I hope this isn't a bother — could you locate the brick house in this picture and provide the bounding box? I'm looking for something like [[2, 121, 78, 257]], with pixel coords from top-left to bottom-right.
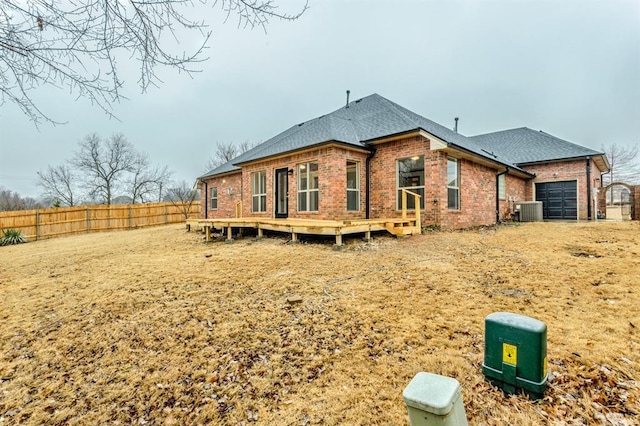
[[471, 128, 609, 221], [197, 94, 609, 229]]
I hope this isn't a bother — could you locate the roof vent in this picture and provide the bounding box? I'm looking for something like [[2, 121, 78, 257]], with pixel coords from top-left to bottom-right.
[[298, 122, 304, 127], [454, 117, 459, 133], [346, 90, 350, 108]]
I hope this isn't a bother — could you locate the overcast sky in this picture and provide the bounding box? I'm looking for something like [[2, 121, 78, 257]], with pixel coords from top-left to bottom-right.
[[1, 0, 639, 198]]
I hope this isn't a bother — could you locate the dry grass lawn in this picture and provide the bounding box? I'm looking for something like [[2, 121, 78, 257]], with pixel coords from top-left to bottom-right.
[[0, 221, 638, 425]]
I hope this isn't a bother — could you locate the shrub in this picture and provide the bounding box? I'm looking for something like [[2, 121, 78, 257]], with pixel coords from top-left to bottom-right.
[[0, 229, 28, 246]]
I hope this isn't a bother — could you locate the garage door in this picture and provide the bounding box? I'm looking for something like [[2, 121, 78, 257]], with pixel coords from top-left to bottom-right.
[[536, 181, 577, 220]]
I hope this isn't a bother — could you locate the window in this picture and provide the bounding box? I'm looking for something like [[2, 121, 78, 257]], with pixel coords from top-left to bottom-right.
[[210, 187, 218, 210], [447, 158, 459, 210], [251, 170, 267, 212], [298, 162, 319, 212], [397, 155, 425, 210], [498, 174, 506, 200], [347, 161, 360, 211]]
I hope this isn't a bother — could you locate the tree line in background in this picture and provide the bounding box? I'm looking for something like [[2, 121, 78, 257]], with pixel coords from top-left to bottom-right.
[[0, 137, 256, 213], [0, 133, 200, 212], [38, 133, 173, 206]]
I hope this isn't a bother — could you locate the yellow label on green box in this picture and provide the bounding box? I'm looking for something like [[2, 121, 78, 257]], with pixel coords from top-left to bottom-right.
[[503, 343, 518, 365], [543, 356, 547, 377]]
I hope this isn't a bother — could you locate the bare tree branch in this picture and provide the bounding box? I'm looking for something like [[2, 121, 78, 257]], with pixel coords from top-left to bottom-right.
[[601, 143, 640, 186], [72, 133, 137, 205], [37, 164, 78, 206], [204, 140, 257, 172], [165, 180, 199, 219], [127, 153, 172, 203], [0, 186, 43, 211], [0, 1, 308, 125], [601, 143, 640, 204]]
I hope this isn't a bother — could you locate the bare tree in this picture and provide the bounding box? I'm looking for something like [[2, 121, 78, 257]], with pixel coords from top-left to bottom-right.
[[128, 153, 172, 204], [204, 140, 256, 172], [602, 144, 639, 184], [601, 143, 640, 200], [0, 187, 43, 211], [37, 164, 77, 206], [72, 133, 137, 205], [165, 180, 199, 219], [1, 1, 307, 125], [0, 187, 23, 211]]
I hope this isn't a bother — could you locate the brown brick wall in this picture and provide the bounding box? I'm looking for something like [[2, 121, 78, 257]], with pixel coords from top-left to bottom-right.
[[596, 182, 639, 220], [369, 135, 511, 229], [204, 146, 369, 220], [439, 160, 501, 228], [198, 138, 588, 229], [369, 135, 431, 220], [499, 174, 527, 220], [523, 159, 605, 220], [199, 172, 243, 219]]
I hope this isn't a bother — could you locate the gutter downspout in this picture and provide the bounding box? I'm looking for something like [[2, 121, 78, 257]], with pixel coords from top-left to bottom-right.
[[365, 148, 377, 219], [202, 179, 208, 218], [496, 168, 509, 223], [586, 157, 591, 220]]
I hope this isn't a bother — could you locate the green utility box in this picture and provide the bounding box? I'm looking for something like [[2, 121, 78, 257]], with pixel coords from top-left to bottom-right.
[[482, 312, 547, 398]]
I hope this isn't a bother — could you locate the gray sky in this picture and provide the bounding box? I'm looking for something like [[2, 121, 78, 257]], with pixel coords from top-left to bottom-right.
[[1, 0, 639, 198]]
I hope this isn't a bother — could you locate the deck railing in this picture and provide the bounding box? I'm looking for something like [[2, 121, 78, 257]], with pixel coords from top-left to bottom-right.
[[400, 189, 422, 229]]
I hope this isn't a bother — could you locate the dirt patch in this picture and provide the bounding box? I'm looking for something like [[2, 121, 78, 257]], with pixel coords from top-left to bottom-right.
[[0, 221, 638, 424]]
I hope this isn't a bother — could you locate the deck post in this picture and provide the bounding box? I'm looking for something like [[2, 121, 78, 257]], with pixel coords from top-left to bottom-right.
[[414, 193, 422, 234], [291, 231, 298, 243], [335, 232, 343, 247], [205, 225, 211, 242], [226, 226, 233, 243], [257, 226, 263, 239], [402, 190, 408, 219], [364, 229, 371, 241]]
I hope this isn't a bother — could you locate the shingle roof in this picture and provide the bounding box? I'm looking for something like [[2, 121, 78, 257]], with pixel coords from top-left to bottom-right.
[[470, 127, 605, 164], [200, 94, 523, 179]]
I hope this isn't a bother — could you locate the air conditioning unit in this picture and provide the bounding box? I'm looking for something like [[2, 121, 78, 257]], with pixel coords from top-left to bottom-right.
[[514, 201, 543, 222]]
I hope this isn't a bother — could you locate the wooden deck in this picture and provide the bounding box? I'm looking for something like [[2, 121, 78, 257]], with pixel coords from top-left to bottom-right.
[[186, 217, 421, 246]]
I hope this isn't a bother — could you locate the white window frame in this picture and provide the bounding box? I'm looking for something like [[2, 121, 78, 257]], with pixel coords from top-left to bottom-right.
[[297, 161, 319, 212], [447, 158, 460, 210], [251, 170, 267, 213], [396, 155, 425, 210], [210, 187, 218, 210], [498, 174, 506, 200], [346, 160, 360, 211]]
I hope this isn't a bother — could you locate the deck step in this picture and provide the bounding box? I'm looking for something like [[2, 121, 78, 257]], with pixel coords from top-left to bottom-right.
[[384, 221, 421, 236]]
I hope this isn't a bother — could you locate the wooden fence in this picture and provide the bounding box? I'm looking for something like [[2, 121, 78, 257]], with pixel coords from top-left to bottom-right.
[[0, 202, 201, 241]]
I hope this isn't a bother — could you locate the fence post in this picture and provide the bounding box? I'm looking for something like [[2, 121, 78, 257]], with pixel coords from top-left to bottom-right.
[[165, 203, 168, 224], [35, 210, 40, 241], [86, 207, 91, 233], [129, 205, 133, 229]]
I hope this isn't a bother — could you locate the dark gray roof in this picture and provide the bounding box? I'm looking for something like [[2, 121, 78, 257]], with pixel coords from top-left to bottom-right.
[[470, 127, 605, 165], [200, 94, 523, 178]]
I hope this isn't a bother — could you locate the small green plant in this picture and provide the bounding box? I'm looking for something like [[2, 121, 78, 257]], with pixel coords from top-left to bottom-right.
[[423, 224, 441, 233], [0, 229, 28, 246]]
